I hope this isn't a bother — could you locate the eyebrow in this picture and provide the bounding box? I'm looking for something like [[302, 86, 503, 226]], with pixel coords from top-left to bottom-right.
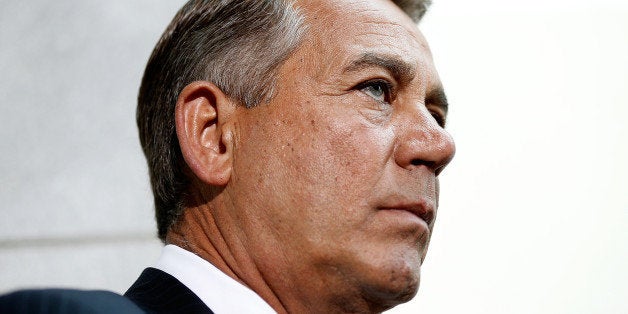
[[343, 53, 417, 82], [345, 53, 449, 115]]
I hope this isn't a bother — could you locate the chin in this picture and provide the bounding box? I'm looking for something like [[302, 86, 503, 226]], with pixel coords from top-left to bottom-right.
[[359, 253, 422, 311]]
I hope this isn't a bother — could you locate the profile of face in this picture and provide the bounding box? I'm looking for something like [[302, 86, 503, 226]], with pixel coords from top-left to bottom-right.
[[193, 0, 455, 312]]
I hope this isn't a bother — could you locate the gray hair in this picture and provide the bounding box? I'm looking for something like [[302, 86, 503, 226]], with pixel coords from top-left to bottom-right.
[[393, 0, 432, 22], [137, 0, 431, 242]]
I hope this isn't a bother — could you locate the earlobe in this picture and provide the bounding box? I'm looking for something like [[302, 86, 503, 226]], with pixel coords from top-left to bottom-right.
[[175, 81, 235, 186]]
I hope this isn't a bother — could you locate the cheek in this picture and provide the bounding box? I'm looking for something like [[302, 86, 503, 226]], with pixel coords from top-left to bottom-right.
[[280, 105, 397, 217], [232, 103, 395, 229], [324, 119, 395, 191]]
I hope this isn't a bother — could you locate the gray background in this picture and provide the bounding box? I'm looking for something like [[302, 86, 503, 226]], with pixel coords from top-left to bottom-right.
[[0, 0, 185, 293], [1, 1, 627, 313]]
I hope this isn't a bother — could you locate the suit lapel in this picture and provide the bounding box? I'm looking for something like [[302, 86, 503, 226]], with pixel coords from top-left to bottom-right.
[[125, 268, 214, 314]]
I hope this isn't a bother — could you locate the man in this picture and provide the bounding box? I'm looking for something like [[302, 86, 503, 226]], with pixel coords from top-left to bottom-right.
[[126, 0, 454, 312], [0, 0, 454, 313]]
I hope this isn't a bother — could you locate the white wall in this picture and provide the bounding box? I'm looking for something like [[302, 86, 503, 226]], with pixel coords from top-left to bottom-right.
[[393, 1, 628, 313], [1, 1, 626, 313]]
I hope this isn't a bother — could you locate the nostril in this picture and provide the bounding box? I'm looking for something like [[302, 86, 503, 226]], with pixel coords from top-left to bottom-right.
[[410, 159, 435, 168]]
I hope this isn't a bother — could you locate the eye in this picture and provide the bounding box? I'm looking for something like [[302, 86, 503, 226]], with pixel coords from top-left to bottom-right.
[[430, 110, 446, 127], [355, 80, 393, 104]]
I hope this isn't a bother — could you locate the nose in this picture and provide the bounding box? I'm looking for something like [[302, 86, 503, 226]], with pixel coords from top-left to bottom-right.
[[393, 106, 456, 175]]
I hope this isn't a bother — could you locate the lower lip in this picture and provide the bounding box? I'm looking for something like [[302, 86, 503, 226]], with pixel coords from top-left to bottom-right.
[[380, 209, 429, 231]]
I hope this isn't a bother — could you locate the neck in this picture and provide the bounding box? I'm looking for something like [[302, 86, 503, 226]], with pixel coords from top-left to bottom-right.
[[165, 191, 382, 313], [165, 191, 293, 313]]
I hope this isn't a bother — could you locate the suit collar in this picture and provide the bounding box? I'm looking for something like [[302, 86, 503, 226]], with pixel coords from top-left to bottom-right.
[[125, 267, 213, 314]]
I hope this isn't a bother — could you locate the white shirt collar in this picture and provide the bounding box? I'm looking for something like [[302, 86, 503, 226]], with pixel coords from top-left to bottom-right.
[[153, 244, 276, 314]]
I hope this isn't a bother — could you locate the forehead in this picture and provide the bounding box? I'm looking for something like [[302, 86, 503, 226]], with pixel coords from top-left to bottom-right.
[[293, 0, 436, 84]]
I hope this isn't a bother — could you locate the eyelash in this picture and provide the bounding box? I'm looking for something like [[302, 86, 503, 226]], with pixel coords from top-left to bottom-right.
[[429, 110, 446, 127], [354, 79, 394, 104]]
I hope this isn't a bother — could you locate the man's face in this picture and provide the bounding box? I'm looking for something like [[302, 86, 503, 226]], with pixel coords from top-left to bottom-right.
[[225, 0, 454, 310]]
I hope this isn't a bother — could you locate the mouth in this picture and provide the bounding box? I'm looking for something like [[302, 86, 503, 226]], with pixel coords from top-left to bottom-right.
[[379, 199, 435, 227]]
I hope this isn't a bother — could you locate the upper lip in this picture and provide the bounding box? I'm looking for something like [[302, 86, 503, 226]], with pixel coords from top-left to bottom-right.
[[380, 200, 435, 226]]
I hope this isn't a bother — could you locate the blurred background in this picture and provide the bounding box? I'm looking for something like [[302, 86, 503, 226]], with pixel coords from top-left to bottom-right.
[[1, 0, 626, 313]]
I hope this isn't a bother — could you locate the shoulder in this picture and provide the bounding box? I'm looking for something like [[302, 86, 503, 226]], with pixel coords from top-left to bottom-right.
[[0, 289, 144, 314]]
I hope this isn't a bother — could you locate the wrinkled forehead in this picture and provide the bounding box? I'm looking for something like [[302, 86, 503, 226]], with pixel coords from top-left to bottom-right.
[[296, 0, 427, 44], [292, 0, 436, 84]]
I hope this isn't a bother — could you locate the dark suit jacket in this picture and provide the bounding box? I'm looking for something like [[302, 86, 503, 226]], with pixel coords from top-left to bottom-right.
[[0, 268, 213, 314], [0, 289, 143, 314], [125, 267, 213, 314]]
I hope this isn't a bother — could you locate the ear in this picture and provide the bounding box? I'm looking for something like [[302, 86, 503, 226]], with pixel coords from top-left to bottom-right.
[[175, 81, 236, 186]]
